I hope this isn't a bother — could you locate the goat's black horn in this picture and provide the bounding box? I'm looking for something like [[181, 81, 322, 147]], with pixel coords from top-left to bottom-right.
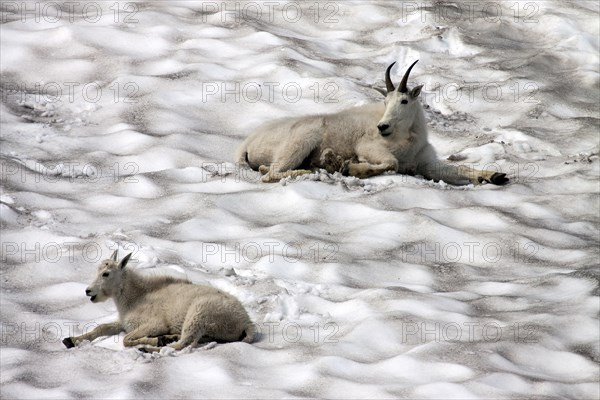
[[385, 62, 396, 93], [398, 60, 419, 93]]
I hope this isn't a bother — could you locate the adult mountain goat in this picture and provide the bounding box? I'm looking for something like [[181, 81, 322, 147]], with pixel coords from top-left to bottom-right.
[[63, 251, 256, 352], [236, 60, 508, 185]]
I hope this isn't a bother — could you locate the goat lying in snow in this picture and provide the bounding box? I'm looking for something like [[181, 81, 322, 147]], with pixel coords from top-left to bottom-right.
[[63, 251, 255, 352], [236, 60, 508, 185]]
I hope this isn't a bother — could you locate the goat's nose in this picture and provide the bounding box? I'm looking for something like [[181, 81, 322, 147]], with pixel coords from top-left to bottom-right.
[[378, 123, 390, 133], [85, 288, 91, 296]]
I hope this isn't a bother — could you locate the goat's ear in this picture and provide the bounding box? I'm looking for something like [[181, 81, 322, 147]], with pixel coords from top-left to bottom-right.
[[110, 249, 118, 261], [373, 86, 387, 97], [410, 85, 423, 98], [119, 253, 132, 269]]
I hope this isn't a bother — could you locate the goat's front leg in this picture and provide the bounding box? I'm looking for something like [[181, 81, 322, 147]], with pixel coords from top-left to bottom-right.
[[125, 333, 180, 348], [63, 321, 122, 348], [121, 323, 175, 353], [349, 143, 398, 179], [122, 334, 181, 354], [348, 161, 397, 179], [421, 162, 508, 185], [457, 165, 509, 185], [259, 165, 313, 183], [417, 144, 508, 185]]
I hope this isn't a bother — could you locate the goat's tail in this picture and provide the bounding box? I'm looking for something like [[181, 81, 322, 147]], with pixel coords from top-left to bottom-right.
[[241, 322, 257, 343]]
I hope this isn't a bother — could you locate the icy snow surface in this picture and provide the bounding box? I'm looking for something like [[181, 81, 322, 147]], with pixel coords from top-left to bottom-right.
[[1, 1, 599, 399]]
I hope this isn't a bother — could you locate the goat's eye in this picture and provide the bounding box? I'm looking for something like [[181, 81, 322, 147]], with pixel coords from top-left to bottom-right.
[[401, 99, 408, 104], [102, 272, 109, 277]]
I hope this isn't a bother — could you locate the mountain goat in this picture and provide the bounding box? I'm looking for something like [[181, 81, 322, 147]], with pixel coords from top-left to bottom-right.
[[236, 60, 508, 185], [63, 251, 256, 352]]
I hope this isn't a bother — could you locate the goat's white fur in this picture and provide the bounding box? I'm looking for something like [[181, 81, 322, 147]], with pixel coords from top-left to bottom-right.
[[63, 251, 256, 352], [236, 60, 507, 185]]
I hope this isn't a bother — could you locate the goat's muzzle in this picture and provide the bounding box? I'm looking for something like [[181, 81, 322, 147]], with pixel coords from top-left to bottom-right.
[[378, 123, 391, 136], [85, 288, 96, 302]]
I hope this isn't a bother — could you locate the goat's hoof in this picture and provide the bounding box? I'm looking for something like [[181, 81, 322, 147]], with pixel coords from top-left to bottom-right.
[[341, 160, 351, 175], [63, 337, 75, 348], [157, 335, 178, 347], [261, 174, 277, 183], [490, 172, 509, 185], [138, 346, 162, 353]]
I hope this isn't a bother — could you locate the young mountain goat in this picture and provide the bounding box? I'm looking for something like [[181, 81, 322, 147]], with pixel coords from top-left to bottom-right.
[[63, 251, 256, 352], [236, 60, 508, 185]]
